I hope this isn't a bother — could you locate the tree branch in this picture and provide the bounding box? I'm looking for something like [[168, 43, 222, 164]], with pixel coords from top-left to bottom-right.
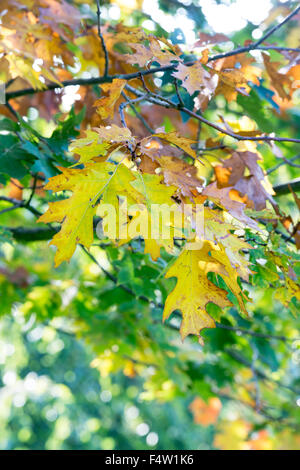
[[0, 196, 41, 217], [216, 323, 296, 342], [267, 154, 300, 174], [254, 4, 300, 47], [1, 225, 57, 242], [273, 178, 300, 196], [121, 91, 154, 133], [96, 0, 109, 77], [5, 6, 300, 103], [119, 95, 146, 128], [225, 348, 300, 394], [126, 84, 300, 144]]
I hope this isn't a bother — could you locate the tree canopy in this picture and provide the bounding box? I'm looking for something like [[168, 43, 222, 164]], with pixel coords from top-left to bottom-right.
[[0, 0, 300, 451]]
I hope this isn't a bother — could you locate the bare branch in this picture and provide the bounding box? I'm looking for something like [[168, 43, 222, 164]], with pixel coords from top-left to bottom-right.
[[121, 92, 154, 133], [96, 0, 109, 77], [216, 323, 296, 342], [119, 95, 146, 128], [254, 4, 300, 47], [267, 154, 300, 174], [273, 177, 300, 196], [173, 78, 184, 107], [0, 196, 41, 217]]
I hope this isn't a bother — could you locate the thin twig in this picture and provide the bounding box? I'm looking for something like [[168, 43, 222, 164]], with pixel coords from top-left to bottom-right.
[[0, 204, 21, 216], [216, 323, 295, 342], [26, 174, 37, 206], [206, 5, 300, 63], [96, 0, 109, 77], [121, 92, 154, 133], [254, 4, 300, 47], [256, 45, 300, 53], [174, 78, 184, 107], [267, 154, 300, 174], [0, 196, 41, 217], [139, 73, 151, 94], [197, 145, 226, 152], [119, 95, 146, 128]]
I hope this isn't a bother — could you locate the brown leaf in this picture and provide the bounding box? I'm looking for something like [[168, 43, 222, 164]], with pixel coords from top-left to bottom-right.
[[172, 61, 215, 96], [158, 156, 204, 199], [202, 182, 259, 229], [214, 151, 276, 210], [194, 33, 230, 48], [263, 53, 291, 100]]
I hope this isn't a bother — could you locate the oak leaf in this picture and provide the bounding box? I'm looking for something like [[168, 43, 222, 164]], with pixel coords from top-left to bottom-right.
[[69, 130, 109, 164], [94, 79, 126, 120], [38, 162, 141, 266], [153, 131, 197, 160], [214, 151, 276, 210], [163, 244, 232, 342], [93, 124, 135, 146], [202, 182, 259, 230], [158, 155, 204, 199], [263, 53, 291, 100], [130, 173, 181, 260], [172, 61, 215, 96]]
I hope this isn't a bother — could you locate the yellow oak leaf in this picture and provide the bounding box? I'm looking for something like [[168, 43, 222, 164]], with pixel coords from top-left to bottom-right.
[[149, 37, 181, 66], [191, 206, 252, 282], [210, 246, 249, 315], [153, 131, 197, 160], [93, 79, 126, 120], [93, 124, 135, 146], [163, 243, 232, 342], [112, 24, 148, 44], [218, 234, 253, 282], [129, 173, 182, 260], [38, 162, 141, 267], [215, 68, 249, 101], [131, 172, 178, 207], [69, 130, 109, 164], [5, 55, 47, 90]]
